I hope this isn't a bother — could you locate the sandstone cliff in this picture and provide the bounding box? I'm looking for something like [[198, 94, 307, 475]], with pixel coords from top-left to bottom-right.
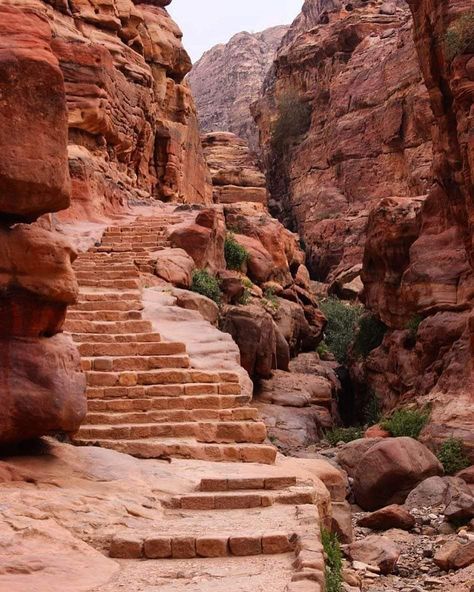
[[359, 0, 474, 457], [189, 26, 288, 153], [0, 4, 86, 443], [11, 0, 212, 224], [253, 0, 433, 289]]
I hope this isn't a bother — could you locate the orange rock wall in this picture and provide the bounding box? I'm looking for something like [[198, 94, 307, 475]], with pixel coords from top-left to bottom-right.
[[360, 0, 474, 457], [254, 0, 433, 284]]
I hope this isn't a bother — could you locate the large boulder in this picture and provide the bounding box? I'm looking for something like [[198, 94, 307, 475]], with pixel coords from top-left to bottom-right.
[[0, 5, 70, 221], [169, 209, 225, 272], [336, 438, 383, 479], [345, 535, 401, 575], [154, 248, 195, 288], [352, 437, 443, 510], [220, 304, 276, 379], [404, 476, 474, 521], [357, 505, 415, 531], [0, 334, 87, 443]]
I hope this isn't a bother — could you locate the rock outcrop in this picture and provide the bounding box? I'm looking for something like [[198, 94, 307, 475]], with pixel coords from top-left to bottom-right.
[[0, 4, 86, 443], [12, 0, 212, 224], [357, 0, 474, 457], [189, 26, 288, 153], [202, 132, 268, 206], [253, 0, 433, 287]]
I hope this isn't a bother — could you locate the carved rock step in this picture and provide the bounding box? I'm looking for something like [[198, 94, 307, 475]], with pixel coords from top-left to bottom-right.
[[64, 319, 153, 334], [68, 310, 143, 322], [87, 394, 250, 412], [77, 291, 142, 302], [110, 531, 295, 559], [75, 420, 268, 443], [74, 270, 140, 280], [72, 437, 277, 463], [165, 487, 316, 510], [199, 476, 297, 491], [81, 354, 190, 371], [84, 407, 258, 425], [86, 381, 241, 399], [77, 341, 185, 357], [73, 278, 141, 289], [86, 368, 240, 387], [70, 332, 162, 344], [71, 300, 143, 312]]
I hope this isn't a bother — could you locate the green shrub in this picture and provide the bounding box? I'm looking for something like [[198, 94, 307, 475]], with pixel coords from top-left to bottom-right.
[[445, 11, 474, 61], [224, 233, 248, 271], [271, 92, 312, 152], [321, 529, 343, 592], [319, 297, 363, 364], [437, 438, 470, 475], [324, 426, 363, 446], [381, 407, 430, 439], [316, 341, 330, 358], [354, 313, 387, 358], [363, 391, 382, 426], [191, 269, 221, 304], [406, 314, 423, 340]]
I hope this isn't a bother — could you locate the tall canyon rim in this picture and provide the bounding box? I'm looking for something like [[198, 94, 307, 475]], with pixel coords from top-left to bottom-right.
[[0, 0, 473, 592]]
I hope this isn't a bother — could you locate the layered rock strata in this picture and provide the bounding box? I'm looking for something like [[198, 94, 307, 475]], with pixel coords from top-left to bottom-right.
[[189, 26, 288, 153], [202, 132, 268, 206], [358, 0, 474, 457], [0, 4, 86, 443], [253, 0, 433, 287], [7, 0, 212, 224]]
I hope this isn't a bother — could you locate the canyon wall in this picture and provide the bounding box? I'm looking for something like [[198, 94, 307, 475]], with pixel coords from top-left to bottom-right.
[[189, 26, 288, 153], [360, 0, 474, 456], [0, 4, 86, 443], [10, 0, 212, 224], [253, 0, 433, 288]]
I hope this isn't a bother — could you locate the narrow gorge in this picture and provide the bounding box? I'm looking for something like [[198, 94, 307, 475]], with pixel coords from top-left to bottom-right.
[[0, 1, 473, 592]]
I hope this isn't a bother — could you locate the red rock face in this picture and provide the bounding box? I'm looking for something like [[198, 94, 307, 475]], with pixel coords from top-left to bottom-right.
[[30, 0, 212, 222], [359, 0, 474, 458], [254, 0, 433, 286], [0, 6, 70, 222], [0, 4, 86, 444]]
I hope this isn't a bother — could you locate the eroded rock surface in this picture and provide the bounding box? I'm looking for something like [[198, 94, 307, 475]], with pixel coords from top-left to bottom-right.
[[189, 26, 288, 152], [254, 0, 433, 286]]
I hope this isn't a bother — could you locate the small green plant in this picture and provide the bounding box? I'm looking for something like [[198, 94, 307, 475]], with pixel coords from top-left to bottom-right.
[[354, 313, 387, 358], [191, 269, 221, 304], [238, 285, 252, 305], [437, 438, 470, 475], [381, 407, 430, 439], [406, 314, 423, 340], [224, 233, 248, 271], [262, 287, 279, 312], [321, 529, 343, 592], [271, 91, 312, 152], [319, 297, 363, 364], [324, 426, 364, 446], [363, 391, 382, 426], [317, 341, 330, 358], [445, 11, 474, 61]]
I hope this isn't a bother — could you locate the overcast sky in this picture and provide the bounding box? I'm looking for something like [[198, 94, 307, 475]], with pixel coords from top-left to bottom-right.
[[168, 0, 304, 63]]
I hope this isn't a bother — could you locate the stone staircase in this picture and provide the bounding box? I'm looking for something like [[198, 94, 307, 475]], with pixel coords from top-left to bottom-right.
[[65, 214, 276, 464]]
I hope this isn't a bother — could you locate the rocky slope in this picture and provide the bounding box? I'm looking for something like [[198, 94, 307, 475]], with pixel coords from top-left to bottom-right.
[[189, 26, 288, 153], [253, 0, 433, 289], [359, 0, 474, 457]]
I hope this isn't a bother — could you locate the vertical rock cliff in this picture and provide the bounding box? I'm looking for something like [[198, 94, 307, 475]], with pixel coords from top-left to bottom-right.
[[189, 26, 288, 153], [0, 4, 86, 443], [360, 0, 474, 455], [254, 0, 433, 288], [16, 0, 212, 223]]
